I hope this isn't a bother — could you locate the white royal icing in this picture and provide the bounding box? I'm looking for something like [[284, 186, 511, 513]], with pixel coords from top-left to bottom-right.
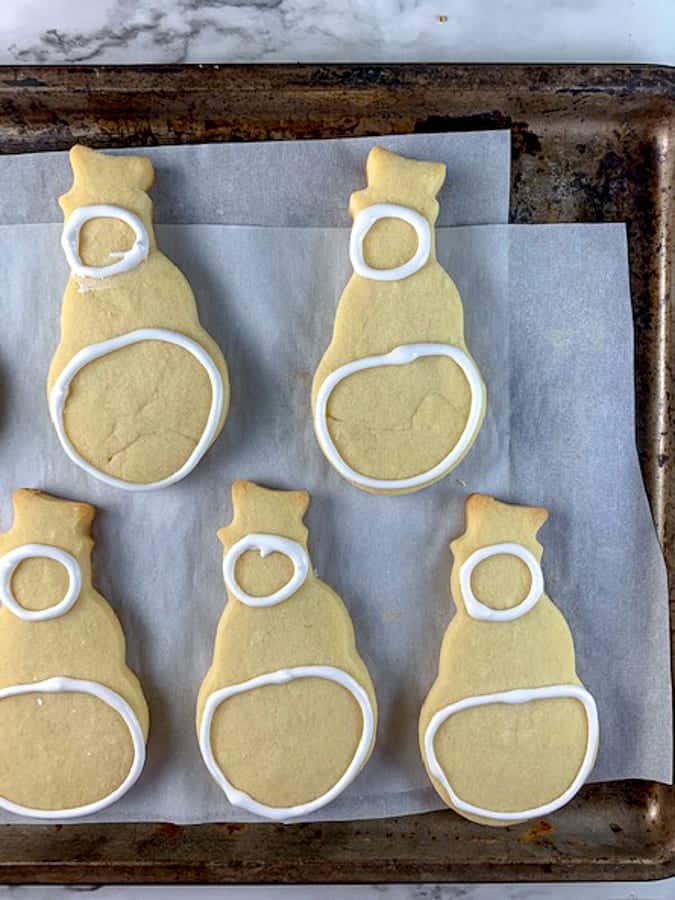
[[424, 684, 599, 822], [0, 543, 82, 622], [223, 533, 310, 608], [0, 676, 146, 819], [314, 343, 484, 491], [199, 665, 375, 821], [61, 204, 150, 280], [350, 203, 431, 281], [460, 542, 544, 622], [49, 328, 225, 492]]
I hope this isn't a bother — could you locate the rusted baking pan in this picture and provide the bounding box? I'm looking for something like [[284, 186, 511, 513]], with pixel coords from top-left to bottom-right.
[[0, 63, 671, 883]]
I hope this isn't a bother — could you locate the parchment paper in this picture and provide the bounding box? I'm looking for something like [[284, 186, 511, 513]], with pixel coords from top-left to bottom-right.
[[0, 131, 511, 227], [0, 218, 669, 823]]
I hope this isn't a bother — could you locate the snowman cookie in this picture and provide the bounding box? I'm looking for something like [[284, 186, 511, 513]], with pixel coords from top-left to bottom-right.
[[312, 146, 486, 495], [49, 145, 229, 491], [0, 490, 148, 818], [197, 480, 377, 820], [419, 495, 599, 826]]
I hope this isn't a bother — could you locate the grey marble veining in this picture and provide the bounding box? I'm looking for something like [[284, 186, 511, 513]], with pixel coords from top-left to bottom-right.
[[1, 0, 674, 66], [4, 879, 675, 899]]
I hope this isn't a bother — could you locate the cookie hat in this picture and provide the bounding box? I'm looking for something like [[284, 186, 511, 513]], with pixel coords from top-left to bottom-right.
[[419, 494, 599, 826], [48, 146, 229, 490], [197, 480, 377, 820], [312, 146, 486, 495]]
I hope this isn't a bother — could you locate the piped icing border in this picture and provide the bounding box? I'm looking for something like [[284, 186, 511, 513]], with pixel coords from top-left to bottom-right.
[[314, 343, 484, 491], [0, 676, 146, 819], [423, 684, 599, 822], [223, 533, 310, 608], [349, 202, 431, 282], [459, 542, 544, 622], [0, 543, 82, 622], [199, 665, 375, 821], [49, 328, 224, 491], [61, 204, 149, 280]]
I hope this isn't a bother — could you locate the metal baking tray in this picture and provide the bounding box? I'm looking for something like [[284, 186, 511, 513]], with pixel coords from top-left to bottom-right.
[[0, 63, 671, 884]]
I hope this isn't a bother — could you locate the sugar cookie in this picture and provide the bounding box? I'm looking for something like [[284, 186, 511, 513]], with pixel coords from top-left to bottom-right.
[[197, 480, 377, 820], [49, 145, 229, 490], [419, 494, 598, 826], [0, 490, 149, 818], [312, 146, 486, 494]]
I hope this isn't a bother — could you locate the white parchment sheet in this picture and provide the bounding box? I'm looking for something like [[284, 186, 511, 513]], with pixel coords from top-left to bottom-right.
[[0, 131, 510, 227], [0, 218, 669, 823]]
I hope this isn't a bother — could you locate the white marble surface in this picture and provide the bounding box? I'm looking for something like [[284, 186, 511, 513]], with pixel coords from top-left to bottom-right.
[[0, 1, 673, 898], [0, 0, 673, 66]]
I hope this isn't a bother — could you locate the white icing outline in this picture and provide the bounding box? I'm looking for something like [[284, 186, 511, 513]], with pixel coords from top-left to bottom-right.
[[0, 543, 82, 622], [0, 676, 146, 819], [314, 343, 484, 491], [223, 533, 310, 608], [424, 684, 599, 822], [49, 328, 225, 492], [459, 542, 544, 622], [61, 204, 150, 280], [350, 203, 431, 281], [199, 665, 374, 821]]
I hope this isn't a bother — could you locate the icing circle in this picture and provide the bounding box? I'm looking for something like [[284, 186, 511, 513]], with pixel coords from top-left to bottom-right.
[[199, 665, 375, 820], [314, 342, 484, 491], [49, 327, 225, 492], [349, 203, 431, 281], [223, 533, 310, 608], [459, 542, 544, 622], [61, 204, 150, 280], [424, 684, 599, 822], [0, 543, 82, 622], [0, 676, 146, 819]]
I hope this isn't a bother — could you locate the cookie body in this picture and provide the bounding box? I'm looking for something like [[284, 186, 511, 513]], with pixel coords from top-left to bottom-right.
[[312, 147, 486, 495], [0, 490, 149, 817], [197, 481, 377, 820], [419, 495, 599, 826], [48, 145, 229, 490]]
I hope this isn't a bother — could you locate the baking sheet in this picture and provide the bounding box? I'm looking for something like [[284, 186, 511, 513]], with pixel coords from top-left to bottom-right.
[[0, 131, 511, 227], [0, 217, 670, 823]]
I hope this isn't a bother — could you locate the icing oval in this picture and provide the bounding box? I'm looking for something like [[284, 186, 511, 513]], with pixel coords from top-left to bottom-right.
[[349, 203, 431, 282], [459, 542, 544, 622], [0, 676, 146, 819], [199, 665, 375, 821], [0, 543, 82, 622], [222, 533, 310, 608], [49, 328, 225, 492], [61, 204, 149, 280], [314, 343, 485, 491], [423, 684, 599, 822]]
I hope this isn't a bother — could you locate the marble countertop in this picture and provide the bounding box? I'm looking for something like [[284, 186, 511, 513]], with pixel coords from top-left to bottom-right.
[[6, 881, 675, 900], [0, 0, 674, 66], [0, 2, 673, 899]]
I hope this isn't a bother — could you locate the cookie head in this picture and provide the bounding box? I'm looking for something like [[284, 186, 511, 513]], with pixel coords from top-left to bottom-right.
[[452, 494, 548, 554], [451, 494, 549, 616], [218, 481, 310, 546], [1, 490, 95, 555], [349, 145, 446, 224], [59, 145, 155, 266], [217, 481, 310, 601]]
